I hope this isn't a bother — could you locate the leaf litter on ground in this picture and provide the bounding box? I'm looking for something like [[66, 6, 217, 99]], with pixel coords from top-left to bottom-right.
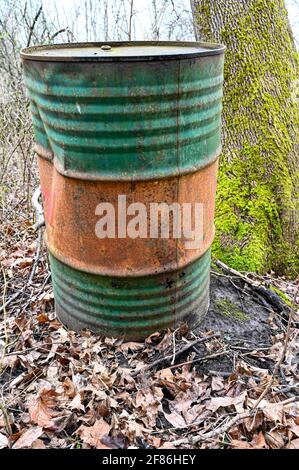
[[0, 225, 298, 449]]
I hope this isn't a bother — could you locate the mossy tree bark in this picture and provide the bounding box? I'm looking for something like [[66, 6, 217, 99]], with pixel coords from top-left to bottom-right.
[[191, 0, 299, 275]]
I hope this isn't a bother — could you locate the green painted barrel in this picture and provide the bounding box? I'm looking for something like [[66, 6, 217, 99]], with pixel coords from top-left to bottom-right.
[[21, 42, 225, 339]]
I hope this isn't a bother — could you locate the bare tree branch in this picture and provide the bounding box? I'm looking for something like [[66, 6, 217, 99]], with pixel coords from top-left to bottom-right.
[[26, 4, 43, 47]]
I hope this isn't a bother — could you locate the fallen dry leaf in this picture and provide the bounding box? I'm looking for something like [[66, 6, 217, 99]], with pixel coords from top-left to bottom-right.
[[164, 409, 186, 428], [0, 433, 8, 449], [252, 399, 285, 423], [69, 393, 85, 412], [207, 391, 247, 414], [289, 421, 299, 438], [156, 331, 173, 352], [145, 332, 161, 344], [211, 376, 224, 392], [76, 419, 111, 449], [148, 436, 161, 448], [12, 426, 43, 449], [39, 292, 54, 302], [31, 439, 46, 449], [265, 430, 285, 449], [231, 430, 268, 449], [250, 431, 268, 449], [287, 438, 299, 449], [13, 257, 33, 269], [28, 387, 59, 429], [1, 355, 19, 369], [119, 342, 144, 353], [125, 420, 145, 439], [160, 441, 176, 449], [243, 411, 264, 433], [135, 387, 163, 427], [101, 432, 128, 449], [230, 439, 252, 449]]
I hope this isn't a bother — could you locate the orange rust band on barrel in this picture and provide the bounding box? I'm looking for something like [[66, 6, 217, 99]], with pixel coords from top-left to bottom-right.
[[37, 151, 218, 278]]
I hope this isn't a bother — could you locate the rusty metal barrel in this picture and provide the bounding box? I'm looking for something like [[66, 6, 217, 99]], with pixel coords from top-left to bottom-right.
[[21, 41, 225, 340]]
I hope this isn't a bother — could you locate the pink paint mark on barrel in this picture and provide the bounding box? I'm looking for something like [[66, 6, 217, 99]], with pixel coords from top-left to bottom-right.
[[41, 187, 55, 226]]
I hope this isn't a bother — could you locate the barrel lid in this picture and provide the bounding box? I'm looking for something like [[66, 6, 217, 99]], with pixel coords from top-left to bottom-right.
[[20, 41, 225, 62]]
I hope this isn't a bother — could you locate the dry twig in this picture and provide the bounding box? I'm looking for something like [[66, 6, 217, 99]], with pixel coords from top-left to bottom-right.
[[132, 333, 219, 377], [215, 259, 290, 312]]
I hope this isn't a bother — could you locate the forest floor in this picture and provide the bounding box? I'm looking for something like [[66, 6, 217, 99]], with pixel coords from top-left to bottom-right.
[[0, 210, 298, 450]]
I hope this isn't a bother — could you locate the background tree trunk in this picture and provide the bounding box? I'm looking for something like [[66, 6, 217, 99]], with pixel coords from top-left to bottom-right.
[[191, 0, 299, 275]]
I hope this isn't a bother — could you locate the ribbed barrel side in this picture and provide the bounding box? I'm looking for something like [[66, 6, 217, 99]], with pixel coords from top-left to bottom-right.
[[50, 249, 211, 340], [23, 56, 224, 180]]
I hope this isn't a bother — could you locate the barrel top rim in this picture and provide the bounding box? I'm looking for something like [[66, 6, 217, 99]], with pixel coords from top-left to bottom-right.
[[20, 41, 226, 62]]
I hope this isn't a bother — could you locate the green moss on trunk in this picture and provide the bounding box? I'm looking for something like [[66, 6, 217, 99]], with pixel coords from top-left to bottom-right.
[[192, 0, 299, 276]]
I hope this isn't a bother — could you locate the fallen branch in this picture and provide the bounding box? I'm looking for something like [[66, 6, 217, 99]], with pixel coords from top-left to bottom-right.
[[0, 289, 26, 314], [274, 383, 299, 394], [172, 396, 299, 447], [132, 333, 220, 377], [166, 350, 228, 371], [172, 411, 251, 446], [215, 259, 290, 312], [0, 224, 44, 315]]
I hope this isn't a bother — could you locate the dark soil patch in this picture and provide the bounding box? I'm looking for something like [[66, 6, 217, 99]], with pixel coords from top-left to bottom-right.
[[193, 271, 280, 373], [200, 272, 274, 347]]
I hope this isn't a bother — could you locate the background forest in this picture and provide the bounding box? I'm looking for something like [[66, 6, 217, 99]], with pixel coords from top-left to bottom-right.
[[0, 0, 298, 451]]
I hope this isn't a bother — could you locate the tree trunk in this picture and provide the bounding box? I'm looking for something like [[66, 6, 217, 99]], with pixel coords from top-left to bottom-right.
[[191, 0, 299, 275]]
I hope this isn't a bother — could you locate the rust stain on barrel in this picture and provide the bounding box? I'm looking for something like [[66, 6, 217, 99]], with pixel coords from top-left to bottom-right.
[[38, 155, 218, 277]]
